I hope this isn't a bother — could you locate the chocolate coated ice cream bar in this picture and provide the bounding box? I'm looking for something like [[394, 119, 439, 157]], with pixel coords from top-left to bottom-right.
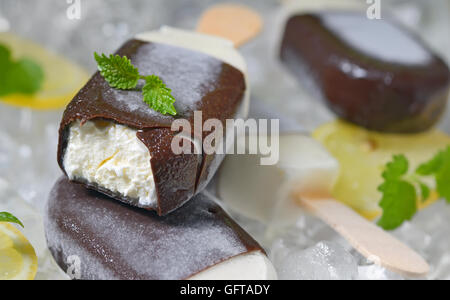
[[58, 27, 249, 215], [45, 177, 276, 280], [280, 12, 450, 133]]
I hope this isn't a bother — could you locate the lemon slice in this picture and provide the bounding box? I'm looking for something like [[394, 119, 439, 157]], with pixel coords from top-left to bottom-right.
[[0, 223, 38, 280], [313, 120, 450, 220], [0, 32, 89, 110]]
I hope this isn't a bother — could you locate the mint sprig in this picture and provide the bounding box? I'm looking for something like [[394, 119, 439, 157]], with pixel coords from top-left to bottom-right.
[[0, 44, 44, 97], [377, 155, 417, 230], [378, 146, 450, 230], [0, 212, 24, 228], [417, 146, 450, 204], [142, 75, 176, 116], [94, 52, 177, 116]]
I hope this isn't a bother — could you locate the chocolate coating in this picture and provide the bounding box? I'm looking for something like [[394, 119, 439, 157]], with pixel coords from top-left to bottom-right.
[[280, 12, 450, 133], [58, 39, 246, 215], [45, 177, 262, 280]]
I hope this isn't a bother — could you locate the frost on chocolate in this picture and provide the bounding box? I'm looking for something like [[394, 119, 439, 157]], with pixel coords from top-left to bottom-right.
[[45, 177, 261, 280]]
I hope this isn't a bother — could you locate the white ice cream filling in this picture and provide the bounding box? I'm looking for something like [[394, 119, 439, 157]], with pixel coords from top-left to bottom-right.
[[188, 251, 277, 280], [63, 120, 157, 207]]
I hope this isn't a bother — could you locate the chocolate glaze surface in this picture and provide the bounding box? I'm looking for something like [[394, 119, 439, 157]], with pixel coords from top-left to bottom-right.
[[280, 13, 450, 133], [58, 39, 246, 215], [45, 177, 262, 280]]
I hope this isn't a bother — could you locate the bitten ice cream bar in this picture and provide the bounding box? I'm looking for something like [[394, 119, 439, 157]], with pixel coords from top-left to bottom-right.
[[57, 27, 249, 215], [45, 177, 276, 280]]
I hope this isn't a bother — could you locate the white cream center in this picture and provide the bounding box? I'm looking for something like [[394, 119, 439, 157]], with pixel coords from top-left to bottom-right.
[[63, 120, 157, 207], [188, 251, 277, 280]]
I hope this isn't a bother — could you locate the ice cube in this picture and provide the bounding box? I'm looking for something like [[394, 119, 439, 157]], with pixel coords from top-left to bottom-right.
[[389, 201, 450, 279], [268, 213, 410, 280], [0, 105, 62, 213], [393, 222, 431, 259], [357, 264, 404, 280], [273, 241, 358, 280], [269, 213, 352, 250]]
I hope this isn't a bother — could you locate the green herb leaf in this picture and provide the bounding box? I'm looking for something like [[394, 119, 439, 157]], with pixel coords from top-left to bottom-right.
[[142, 75, 176, 116], [0, 212, 24, 228], [436, 153, 450, 203], [94, 53, 177, 116], [8, 58, 44, 94], [0, 43, 44, 97], [94, 52, 139, 90], [418, 181, 430, 202], [377, 155, 417, 230], [377, 179, 417, 230], [382, 154, 409, 181], [0, 44, 11, 65], [416, 146, 450, 203], [0, 45, 13, 96], [378, 147, 450, 230], [416, 150, 445, 175]]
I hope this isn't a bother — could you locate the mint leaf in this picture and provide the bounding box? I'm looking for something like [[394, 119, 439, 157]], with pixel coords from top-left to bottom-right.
[[382, 154, 409, 180], [418, 181, 430, 202], [94, 52, 139, 90], [0, 45, 12, 96], [0, 212, 24, 228], [415, 146, 450, 203], [142, 75, 176, 116], [416, 150, 445, 175], [378, 147, 450, 230], [94, 53, 177, 116], [377, 180, 417, 230], [7, 58, 44, 94], [436, 153, 450, 203], [0, 44, 11, 65], [377, 155, 417, 230], [0, 43, 44, 97]]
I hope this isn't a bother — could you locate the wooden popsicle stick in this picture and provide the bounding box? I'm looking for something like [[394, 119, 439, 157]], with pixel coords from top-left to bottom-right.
[[197, 3, 263, 48], [298, 196, 430, 278]]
